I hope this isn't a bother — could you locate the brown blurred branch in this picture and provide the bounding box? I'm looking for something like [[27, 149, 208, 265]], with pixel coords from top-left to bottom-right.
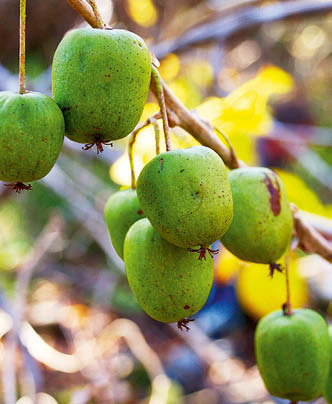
[[64, 0, 332, 263], [157, 76, 243, 169], [153, 0, 332, 58], [2, 214, 63, 404], [292, 205, 332, 261], [65, 0, 99, 28]]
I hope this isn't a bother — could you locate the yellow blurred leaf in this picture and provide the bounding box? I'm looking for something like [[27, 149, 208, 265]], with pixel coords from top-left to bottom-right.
[[215, 249, 242, 284], [159, 54, 180, 82], [186, 61, 213, 87], [236, 255, 308, 320], [168, 77, 202, 109], [127, 0, 158, 27], [275, 169, 332, 218]]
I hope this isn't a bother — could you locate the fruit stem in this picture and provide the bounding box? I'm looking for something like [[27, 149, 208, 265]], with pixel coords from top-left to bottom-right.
[[19, 0, 26, 94], [213, 126, 240, 168], [87, 0, 104, 28], [151, 66, 172, 152], [284, 252, 293, 316], [128, 119, 154, 189], [128, 133, 136, 189], [150, 117, 160, 155]]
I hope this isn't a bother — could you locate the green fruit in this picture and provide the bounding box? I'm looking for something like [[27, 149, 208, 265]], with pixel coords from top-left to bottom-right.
[[221, 167, 292, 264], [255, 308, 329, 401], [124, 218, 214, 323], [323, 326, 332, 403], [52, 28, 151, 146], [104, 188, 145, 259], [136, 146, 233, 249], [0, 91, 64, 182]]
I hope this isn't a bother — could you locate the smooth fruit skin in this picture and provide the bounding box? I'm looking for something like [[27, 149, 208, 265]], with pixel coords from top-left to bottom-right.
[[124, 218, 214, 323], [104, 188, 145, 259], [0, 91, 64, 182], [323, 326, 332, 403], [255, 309, 329, 401], [221, 167, 292, 264], [52, 28, 151, 144], [136, 146, 233, 248]]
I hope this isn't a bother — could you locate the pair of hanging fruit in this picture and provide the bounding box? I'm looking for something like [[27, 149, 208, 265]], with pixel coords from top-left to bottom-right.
[[105, 146, 232, 328]]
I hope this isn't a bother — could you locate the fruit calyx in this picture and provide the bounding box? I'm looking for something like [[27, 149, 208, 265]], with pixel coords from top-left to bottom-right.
[[269, 262, 283, 278], [82, 135, 113, 154], [188, 245, 219, 261], [177, 318, 195, 332], [5, 182, 32, 193]]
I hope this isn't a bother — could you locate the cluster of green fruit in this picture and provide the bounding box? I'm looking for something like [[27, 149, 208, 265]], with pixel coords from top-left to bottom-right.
[[0, 27, 151, 191], [105, 145, 293, 328], [256, 308, 332, 403]]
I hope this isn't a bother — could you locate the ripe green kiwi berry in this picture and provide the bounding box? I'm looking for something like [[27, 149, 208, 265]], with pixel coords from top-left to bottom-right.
[[52, 28, 151, 152], [0, 91, 64, 189], [104, 188, 145, 259], [255, 308, 329, 401], [136, 146, 233, 254], [323, 326, 332, 403], [124, 218, 214, 324], [221, 167, 292, 271]]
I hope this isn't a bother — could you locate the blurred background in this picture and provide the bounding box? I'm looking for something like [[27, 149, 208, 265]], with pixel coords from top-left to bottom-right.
[[1, 0, 332, 403]]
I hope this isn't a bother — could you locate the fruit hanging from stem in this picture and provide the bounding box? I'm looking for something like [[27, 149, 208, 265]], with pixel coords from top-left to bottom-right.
[[136, 146, 233, 254], [52, 28, 151, 152], [124, 218, 214, 324]]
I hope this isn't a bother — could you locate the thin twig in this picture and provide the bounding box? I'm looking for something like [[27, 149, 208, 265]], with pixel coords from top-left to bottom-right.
[[19, 0, 26, 94], [151, 66, 172, 151], [150, 117, 160, 155], [128, 112, 161, 189], [87, 0, 104, 28], [213, 126, 241, 168], [284, 253, 293, 316], [65, 0, 99, 28]]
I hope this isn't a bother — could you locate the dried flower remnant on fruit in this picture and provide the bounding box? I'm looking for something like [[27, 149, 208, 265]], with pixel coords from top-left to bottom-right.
[[269, 262, 283, 278], [82, 136, 113, 154], [5, 182, 32, 193], [188, 246, 219, 260], [263, 172, 281, 216], [177, 318, 194, 332]]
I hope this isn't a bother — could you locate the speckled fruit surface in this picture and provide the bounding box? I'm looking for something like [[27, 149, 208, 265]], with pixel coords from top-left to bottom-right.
[[323, 326, 332, 403], [52, 28, 151, 144], [124, 218, 214, 323], [0, 91, 64, 182], [136, 146, 233, 248], [221, 167, 292, 264], [255, 309, 329, 401], [104, 188, 145, 259]]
